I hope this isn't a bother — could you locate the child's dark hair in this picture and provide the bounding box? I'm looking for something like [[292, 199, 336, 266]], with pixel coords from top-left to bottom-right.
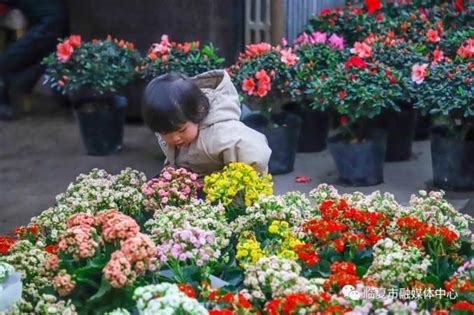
[[142, 73, 210, 133]]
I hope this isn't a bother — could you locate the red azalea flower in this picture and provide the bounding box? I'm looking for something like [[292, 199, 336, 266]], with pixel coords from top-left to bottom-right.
[[376, 13, 384, 22], [390, 76, 397, 84], [56, 40, 73, 62], [68, 35, 81, 48], [455, 0, 464, 12], [338, 91, 346, 99], [365, 0, 381, 14], [345, 56, 368, 70], [242, 78, 255, 95], [340, 116, 349, 125]]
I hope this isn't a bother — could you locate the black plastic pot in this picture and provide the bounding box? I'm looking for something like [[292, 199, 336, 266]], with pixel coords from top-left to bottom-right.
[[73, 95, 128, 156], [382, 108, 417, 162], [414, 110, 432, 140], [327, 129, 387, 186], [431, 127, 474, 191], [283, 102, 329, 152], [242, 112, 301, 175]]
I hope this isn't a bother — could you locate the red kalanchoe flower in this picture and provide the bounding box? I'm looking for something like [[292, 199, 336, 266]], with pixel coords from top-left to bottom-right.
[[178, 283, 195, 298], [0, 236, 15, 254], [45, 244, 59, 254]]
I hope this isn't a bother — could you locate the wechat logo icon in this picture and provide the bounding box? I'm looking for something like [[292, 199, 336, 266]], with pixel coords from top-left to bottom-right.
[[342, 285, 361, 300]]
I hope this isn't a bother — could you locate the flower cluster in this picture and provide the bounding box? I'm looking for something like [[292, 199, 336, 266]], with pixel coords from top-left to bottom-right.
[[265, 291, 348, 315], [242, 68, 272, 97], [145, 200, 230, 249], [32, 294, 77, 315], [364, 238, 432, 287], [242, 256, 322, 303], [53, 269, 76, 296], [231, 192, 312, 235], [58, 224, 98, 260], [0, 235, 15, 255], [99, 209, 140, 243], [133, 283, 207, 314], [139, 34, 224, 79], [457, 38, 474, 59], [156, 227, 220, 267], [142, 167, 200, 211], [31, 168, 146, 242], [204, 162, 273, 208]]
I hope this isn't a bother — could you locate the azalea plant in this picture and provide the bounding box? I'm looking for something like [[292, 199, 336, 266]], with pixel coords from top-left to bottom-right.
[[42, 35, 142, 96], [227, 42, 298, 116], [139, 34, 225, 80], [410, 60, 473, 139], [310, 55, 404, 139], [288, 31, 347, 101]]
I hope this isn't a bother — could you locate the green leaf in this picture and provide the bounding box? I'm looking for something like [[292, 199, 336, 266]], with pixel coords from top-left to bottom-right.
[[87, 276, 112, 303]]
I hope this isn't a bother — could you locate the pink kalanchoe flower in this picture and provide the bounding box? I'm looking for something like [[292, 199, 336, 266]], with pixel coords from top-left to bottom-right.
[[53, 270, 76, 296], [102, 215, 140, 243], [66, 212, 97, 229], [120, 233, 157, 273], [351, 42, 372, 58], [103, 250, 136, 288], [411, 63, 429, 84], [329, 34, 345, 50], [281, 37, 288, 46], [58, 225, 98, 261]]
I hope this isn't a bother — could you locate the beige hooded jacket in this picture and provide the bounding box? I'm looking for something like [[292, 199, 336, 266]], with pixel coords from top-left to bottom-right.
[[155, 70, 271, 178]]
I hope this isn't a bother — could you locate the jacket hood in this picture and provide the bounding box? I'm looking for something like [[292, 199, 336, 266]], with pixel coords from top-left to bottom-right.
[[192, 70, 241, 127]]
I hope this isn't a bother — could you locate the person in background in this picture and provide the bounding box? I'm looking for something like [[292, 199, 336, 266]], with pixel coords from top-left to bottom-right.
[[142, 70, 272, 180], [0, 0, 68, 120]]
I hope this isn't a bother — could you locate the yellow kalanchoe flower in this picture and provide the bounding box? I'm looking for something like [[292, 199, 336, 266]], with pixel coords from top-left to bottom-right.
[[204, 162, 273, 207]]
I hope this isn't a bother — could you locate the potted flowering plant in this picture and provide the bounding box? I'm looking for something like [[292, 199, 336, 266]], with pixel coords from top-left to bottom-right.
[[363, 33, 425, 160], [284, 31, 347, 153], [139, 35, 225, 80], [314, 56, 404, 186], [41, 210, 158, 314], [42, 35, 142, 156], [228, 42, 301, 174], [410, 60, 474, 190]]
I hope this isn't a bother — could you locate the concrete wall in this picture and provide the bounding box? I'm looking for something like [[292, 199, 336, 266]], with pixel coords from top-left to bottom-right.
[[65, 0, 245, 65]]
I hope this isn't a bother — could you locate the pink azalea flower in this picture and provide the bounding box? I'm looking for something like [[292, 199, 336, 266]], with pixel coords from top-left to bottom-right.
[[329, 34, 345, 50], [411, 64, 429, 84], [312, 32, 327, 43], [351, 42, 372, 58], [280, 48, 298, 66]]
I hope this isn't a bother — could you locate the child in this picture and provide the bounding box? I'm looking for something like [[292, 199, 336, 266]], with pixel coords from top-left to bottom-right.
[[142, 69, 271, 179]]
